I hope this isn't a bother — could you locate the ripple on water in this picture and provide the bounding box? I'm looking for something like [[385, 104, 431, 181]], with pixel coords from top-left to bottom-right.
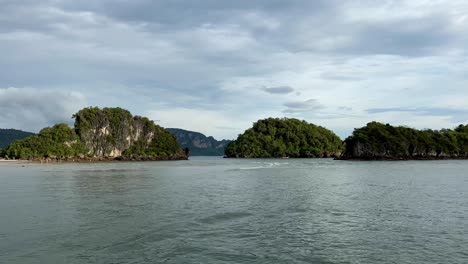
[[198, 212, 253, 225]]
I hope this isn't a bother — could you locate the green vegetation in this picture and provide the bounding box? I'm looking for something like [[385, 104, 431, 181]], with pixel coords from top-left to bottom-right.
[[0, 129, 35, 148], [3, 109, 467, 161], [225, 118, 343, 158], [3, 124, 88, 160], [73, 107, 134, 151], [74, 107, 183, 159], [342, 122, 468, 159], [0, 107, 185, 160], [122, 117, 181, 159]]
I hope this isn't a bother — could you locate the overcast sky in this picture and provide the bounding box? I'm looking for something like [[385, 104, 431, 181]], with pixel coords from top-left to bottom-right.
[[1, 0, 467, 140]]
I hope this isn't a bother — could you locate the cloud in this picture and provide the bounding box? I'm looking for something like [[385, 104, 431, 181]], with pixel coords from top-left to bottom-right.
[[283, 99, 325, 113], [262, 86, 294, 94], [366, 107, 468, 122], [0, 1, 467, 139], [146, 108, 240, 140], [338, 106, 353, 111], [0, 87, 87, 132]]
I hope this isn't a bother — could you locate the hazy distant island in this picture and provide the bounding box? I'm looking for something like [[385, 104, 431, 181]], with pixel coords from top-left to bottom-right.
[[166, 128, 231, 156], [225, 118, 343, 158], [0, 107, 188, 162], [340, 122, 468, 160], [0, 129, 35, 148]]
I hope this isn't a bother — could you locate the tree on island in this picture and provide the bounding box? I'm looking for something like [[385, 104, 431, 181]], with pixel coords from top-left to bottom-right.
[[225, 117, 343, 158], [341, 122, 468, 159], [1, 107, 186, 161]]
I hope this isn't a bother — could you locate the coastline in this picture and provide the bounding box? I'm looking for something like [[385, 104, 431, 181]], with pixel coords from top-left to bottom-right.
[[0, 155, 189, 164], [336, 156, 468, 161], [0, 159, 31, 164]]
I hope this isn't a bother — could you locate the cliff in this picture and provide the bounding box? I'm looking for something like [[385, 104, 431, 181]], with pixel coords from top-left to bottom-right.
[[2, 107, 187, 161], [340, 122, 468, 160], [225, 118, 343, 158], [166, 128, 231, 156]]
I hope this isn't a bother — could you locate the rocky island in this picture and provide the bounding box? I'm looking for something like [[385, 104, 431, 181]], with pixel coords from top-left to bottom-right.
[[224, 118, 343, 158], [340, 122, 468, 160], [0, 107, 188, 162], [167, 128, 231, 156]]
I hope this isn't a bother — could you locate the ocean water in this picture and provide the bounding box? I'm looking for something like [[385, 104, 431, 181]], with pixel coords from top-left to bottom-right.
[[0, 157, 467, 263]]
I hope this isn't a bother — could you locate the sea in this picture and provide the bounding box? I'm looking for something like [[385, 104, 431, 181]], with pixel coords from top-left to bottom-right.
[[1, 157, 467, 263]]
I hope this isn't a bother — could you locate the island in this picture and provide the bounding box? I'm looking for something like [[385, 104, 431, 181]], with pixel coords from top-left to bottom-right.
[[340, 122, 468, 160], [224, 117, 343, 158], [0, 129, 35, 148], [166, 128, 231, 156], [0, 107, 188, 161]]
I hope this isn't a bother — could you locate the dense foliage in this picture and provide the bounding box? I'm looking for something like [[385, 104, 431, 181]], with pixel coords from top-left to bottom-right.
[[167, 128, 231, 156], [74, 107, 134, 150], [343, 122, 468, 159], [0, 129, 35, 148], [225, 118, 343, 158], [0, 107, 184, 160], [73, 107, 182, 159], [122, 117, 181, 159], [3, 124, 88, 160]]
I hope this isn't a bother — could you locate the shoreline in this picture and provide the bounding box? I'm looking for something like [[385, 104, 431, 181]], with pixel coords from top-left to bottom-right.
[[0, 159, 31, 164], [336, 156, 468, 161], [0, 156, 189, 164]]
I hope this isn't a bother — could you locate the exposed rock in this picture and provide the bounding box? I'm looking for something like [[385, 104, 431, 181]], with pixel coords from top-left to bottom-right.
[[2, 107, 188, 161], [166, 128, 231, 156], [74, 107, 187, 160]]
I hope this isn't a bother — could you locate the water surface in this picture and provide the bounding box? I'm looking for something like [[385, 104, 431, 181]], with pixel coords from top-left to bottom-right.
[[1, 157, 467, 263]]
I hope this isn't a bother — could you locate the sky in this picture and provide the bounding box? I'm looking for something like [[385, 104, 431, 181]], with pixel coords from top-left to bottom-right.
[[0, 0, 467, 140]]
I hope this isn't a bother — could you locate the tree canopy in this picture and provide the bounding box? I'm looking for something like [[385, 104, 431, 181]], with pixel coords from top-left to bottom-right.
[[1, 107, 184, 160], [342, 122, 468, 159], [225, 118, 343, 158], [3, 124, 88, 160]]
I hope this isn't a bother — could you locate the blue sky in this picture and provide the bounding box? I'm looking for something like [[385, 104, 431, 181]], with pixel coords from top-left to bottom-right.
[[0, 0, 467, 140]]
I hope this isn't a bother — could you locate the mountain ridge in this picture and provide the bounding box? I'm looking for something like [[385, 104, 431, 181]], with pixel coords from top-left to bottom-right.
[[0, 129, 35, 148], [166, 128, 231, 156]]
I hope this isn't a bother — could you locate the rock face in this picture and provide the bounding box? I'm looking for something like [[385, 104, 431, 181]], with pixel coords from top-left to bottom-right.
[[2, 107, 187, 161], [340, 122, 468, 160], [166, 128, 231, 156], [74, 107, 186, 159]]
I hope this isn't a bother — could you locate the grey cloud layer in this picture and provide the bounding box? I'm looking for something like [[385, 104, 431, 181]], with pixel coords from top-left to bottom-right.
[[0, 0, 467, 138], [283, 99, 324, 113], [0, 88, 86, 132], [263, 86, 294, 94], [367, 107, 468, 122]]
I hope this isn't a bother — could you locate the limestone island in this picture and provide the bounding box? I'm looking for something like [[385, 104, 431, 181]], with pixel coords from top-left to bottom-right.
[[0, 107, 189, 162], [340, 122, 468, 160], [224, 118, 343, 158]]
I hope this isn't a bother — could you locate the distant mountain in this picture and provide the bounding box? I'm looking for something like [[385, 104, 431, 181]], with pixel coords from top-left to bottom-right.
[[167, 128, 231, 156], [0, 129, 35, 148]]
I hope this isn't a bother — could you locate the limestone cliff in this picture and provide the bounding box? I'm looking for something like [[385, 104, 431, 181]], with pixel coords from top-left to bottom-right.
[[73, 107, 186, 160], [2, 107, 188, 161]]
